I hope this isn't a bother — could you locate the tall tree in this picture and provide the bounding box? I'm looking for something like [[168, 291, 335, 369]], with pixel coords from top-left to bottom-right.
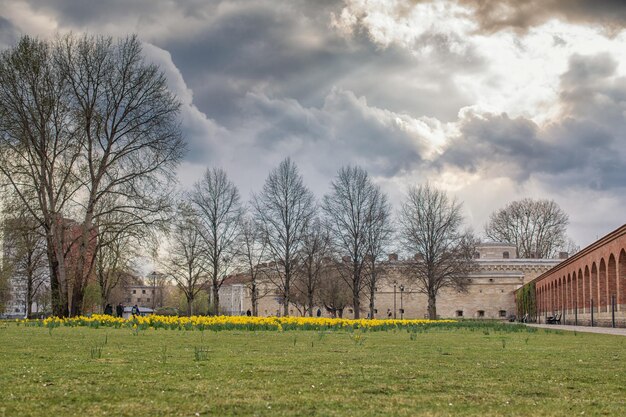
[[398, 184, 477, 320], [364, 187, 392, 319], [322, 166, 385, 319], [0, 34, 184, 317], [161, 204, 209, 316], [485, 198, 569, 259], [239, 213, 267, 316], [8, 220, 48, 318], [253, 158, 315, 317], [56, 34, 184, 316], [191, 168, 243, 314], [0, 36, 80, 316], [293, 217, 331, 316]]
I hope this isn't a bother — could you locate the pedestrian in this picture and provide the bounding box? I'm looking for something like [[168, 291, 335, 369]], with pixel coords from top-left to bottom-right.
[[116, 303, 124, 318], [132, 304, 139, 317], [387, 309, 392, 319], [246, 309, 251, 316], [316, 308, 321, 317], [104, 303, 113, 315]]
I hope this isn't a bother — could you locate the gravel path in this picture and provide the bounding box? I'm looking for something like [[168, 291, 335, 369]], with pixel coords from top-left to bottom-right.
[[526, 323, 626, 336]]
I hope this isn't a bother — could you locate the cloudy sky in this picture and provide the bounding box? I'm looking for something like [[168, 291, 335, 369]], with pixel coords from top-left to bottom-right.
[[1, 0, 625, 248]]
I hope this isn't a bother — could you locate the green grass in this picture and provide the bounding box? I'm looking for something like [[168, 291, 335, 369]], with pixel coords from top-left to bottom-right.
[[1, 322, 625, 416]]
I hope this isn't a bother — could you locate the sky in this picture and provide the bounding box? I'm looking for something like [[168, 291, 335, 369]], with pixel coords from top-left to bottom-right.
[[0, 0, 624, 249]]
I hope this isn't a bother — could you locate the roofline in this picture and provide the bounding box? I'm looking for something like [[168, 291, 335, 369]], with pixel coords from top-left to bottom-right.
[[522, 223, 626, 288]]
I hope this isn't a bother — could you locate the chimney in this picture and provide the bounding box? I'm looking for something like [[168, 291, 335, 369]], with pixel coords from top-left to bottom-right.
[[559, 251, 569, 259], [388, 253, 398, 262]]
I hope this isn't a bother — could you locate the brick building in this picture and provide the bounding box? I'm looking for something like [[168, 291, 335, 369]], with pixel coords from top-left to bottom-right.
[[530, 223, 626, 327]]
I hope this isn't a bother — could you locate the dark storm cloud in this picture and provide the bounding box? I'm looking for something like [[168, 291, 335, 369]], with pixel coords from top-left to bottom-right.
[[440, 53, 626, 190], [459, 0, 626, 34], [238, 88, 428, 178]]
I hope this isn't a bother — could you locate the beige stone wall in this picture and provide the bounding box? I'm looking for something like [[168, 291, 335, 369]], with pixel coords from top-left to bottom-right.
[[224, 257, 559, 319]]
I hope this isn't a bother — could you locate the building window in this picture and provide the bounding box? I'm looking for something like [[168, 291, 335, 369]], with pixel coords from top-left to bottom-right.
[[126, 298, 131, 303], [456, 310, 463, 317], [142, 289, 146, 294], [147, 298, 151, 302], [474, 252, 480, 259], [137, 298, 142, 303], [503, 251, 509, 259], [489, 278, 494, 282], [477, 310, 485, 318], [499, 310, 506, 318], [132, 290, 136, 294]]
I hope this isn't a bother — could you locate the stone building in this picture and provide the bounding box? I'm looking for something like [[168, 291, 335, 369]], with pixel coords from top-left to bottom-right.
[[219, 242, 561, 319]]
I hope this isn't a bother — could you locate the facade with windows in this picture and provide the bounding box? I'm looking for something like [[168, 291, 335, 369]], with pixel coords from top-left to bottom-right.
[[220, 243, 562, 319]]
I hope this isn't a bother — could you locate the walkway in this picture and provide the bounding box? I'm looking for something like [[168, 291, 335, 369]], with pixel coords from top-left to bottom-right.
[[527, 323, 626, 336]]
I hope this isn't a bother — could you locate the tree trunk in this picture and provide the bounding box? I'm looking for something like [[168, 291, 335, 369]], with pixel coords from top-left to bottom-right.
[[212, 283, 220, 315], [369, 287, 375, 319], [26, 275, 33, 318], [70, 285, 84, 317], [251, 281, 258, 316], [307, 290, 314, 317], [353, 286, 360, 319], [46, 230, 68, 317], [427, 292, 437, 320], [187, 295, 194, 316], [283, 275, 290, 317]]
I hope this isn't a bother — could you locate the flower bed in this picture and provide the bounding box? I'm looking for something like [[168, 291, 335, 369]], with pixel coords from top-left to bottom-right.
[[19, 314, 458, 332]]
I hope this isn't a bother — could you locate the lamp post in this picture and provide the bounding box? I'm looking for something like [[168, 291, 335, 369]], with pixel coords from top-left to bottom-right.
[[393, 281, 397, 319], [400, 285, 405, 319]]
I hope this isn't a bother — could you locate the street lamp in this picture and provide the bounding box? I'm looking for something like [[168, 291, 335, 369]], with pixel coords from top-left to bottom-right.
[[400, 284, 405, 319], [393, 281, 397, 319]]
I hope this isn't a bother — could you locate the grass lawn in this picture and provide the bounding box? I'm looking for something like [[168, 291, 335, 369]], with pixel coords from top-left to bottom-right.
[[1, 322, 625, 416]]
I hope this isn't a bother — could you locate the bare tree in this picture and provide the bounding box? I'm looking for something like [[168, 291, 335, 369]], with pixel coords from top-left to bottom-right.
[[0, 36, 81, 316], [252, 158, 315, 316], [317, 266, 352, 318], [322, 166, 386, 319], [398, 184, 477, 320], [1, 210, 49, 318], [191, 168, 242, 315], [56, 34, 184, 316], [94, 228, 137, 312], [238, 213, 267, 316], [292, 217, 331, 316], [364, 187, 392, 319], [485, 198, 569, 259], [161, 204, 209, 316], [0, 34, 183, 317]]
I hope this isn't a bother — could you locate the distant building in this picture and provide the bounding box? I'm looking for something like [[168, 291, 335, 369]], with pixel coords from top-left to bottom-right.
[[219, 242, 561, 319]]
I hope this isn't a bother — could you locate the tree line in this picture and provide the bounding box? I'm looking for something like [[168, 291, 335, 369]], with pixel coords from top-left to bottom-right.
[[0, 34, 573, 319]]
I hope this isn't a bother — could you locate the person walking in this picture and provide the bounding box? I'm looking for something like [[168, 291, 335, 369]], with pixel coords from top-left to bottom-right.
[[131, 304, 139, 317], [116, 303, 124, 318], [104, 304, 113, 315]]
